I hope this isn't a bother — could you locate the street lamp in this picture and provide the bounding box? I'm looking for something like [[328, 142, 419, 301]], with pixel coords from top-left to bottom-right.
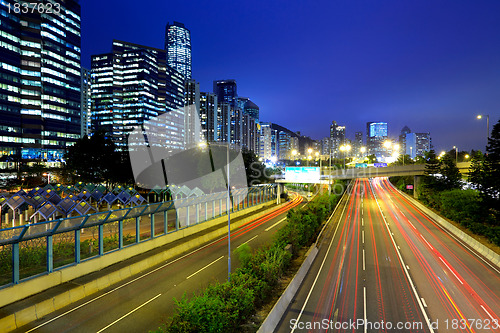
[[453, 146, 458, 164], [465, 154, 470, 160], [291, 149, 298, 160], [43, 172, 50, 184], [477, 114, 490, 141], [339, 144, 351, 169], [360, 146, 366, 155]]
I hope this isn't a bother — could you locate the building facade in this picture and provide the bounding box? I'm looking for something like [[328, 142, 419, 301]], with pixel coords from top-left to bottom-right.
[[406, 132, 431, 159], [330, 121, 346, 158], [0, 0, 82, 163], [366, 122, 388, 159], [91, 40, 185, 150], [81, 67, 91, 138], [165, 22, 191, 80]]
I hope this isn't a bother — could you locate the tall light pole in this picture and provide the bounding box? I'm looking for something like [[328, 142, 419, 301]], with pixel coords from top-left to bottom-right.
[[226, 142, 231, 281], [339, 144, 351, 169], [477, 114, 490, 144], [453, 146, 458, 164], [307, 148, 313, 167]]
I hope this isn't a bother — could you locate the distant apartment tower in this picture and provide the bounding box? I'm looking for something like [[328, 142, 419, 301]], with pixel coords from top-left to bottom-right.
[[321, 137, 330, 155], [165, 22, 192, 80], [184, 79, 201, 146], [406, 132, 431, 158], [330, 121, 346, 158], [91, 40, 185, 150], [81, 68, 91, 138], [0, 0, 82, 163], [200, 92, 218, 142], [366, 122, 388, 158], [259, 123, 297, 160], [399, 125, 411, 153], [354, 132, 363, 155], [214, 80, 237, 105]]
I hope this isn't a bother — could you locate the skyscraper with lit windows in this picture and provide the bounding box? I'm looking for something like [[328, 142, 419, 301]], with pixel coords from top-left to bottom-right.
[[91, 40, 185, 150], [165, 22, 192, 80], [0, 0, 81, 164]]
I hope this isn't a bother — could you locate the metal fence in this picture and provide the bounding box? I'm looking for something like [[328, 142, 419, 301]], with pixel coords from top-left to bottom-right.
[[0, 185, 277, 287]]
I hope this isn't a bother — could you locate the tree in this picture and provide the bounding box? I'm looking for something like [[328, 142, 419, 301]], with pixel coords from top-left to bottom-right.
[[440, 154, 461, 190], [482, 120, 500, 220], [241, 147, 267, 186], [468, 150, 485, 188], [422, 150, 442, 190], [366, 154, 377, 164], [65, 131, 119, 186]]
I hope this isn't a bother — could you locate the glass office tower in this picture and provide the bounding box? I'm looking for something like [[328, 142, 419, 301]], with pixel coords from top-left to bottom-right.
[[165, 22, 192, 80], [0, 0, 82, 164]]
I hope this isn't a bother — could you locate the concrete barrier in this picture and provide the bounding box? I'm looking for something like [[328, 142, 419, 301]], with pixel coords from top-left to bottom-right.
[[396, 186, 500, 269], [0, 200, 285, 332], [257, 245, 318, 333]]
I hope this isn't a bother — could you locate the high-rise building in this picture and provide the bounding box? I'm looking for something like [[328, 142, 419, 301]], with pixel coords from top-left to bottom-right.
[[399, 125, 411, 153], [354, 131, 363, 155], [165, 22, 191, 80], [244, 99, 259, 120], [184, 79, 200, 146], [366, 122, 388, 158], [213, 80, 237, 105], [0, 0, 82, 163], [200, 92, 218, 142], [330, 121, 346, 158], [81, 68, 91, 138], [321, 137, 330, 155], [91, 40, 185, 150], [406, 132, 431, 158]]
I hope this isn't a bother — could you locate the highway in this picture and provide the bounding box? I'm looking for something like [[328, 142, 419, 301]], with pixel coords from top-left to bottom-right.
[[277, 178, 499, 332], [14, 193, 303, 333]]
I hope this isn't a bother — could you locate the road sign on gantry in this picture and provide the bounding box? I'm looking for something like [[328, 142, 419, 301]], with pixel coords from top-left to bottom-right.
[[284, 167, 320, 183]]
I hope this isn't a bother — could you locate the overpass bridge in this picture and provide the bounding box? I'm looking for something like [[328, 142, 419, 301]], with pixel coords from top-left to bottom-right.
[[276, 162, 471, 198]]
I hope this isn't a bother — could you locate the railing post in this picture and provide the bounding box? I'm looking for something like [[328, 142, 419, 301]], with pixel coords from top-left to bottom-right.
[[205, 202, 208, 221], [164, 210, 168, 234], [196, 204, 199, 224], [135, 216, 140, 243], [175, 211, 179, 231], [212, 200, 215, 219], [219, 199, 223, 216], [118, 220, 123, 249], [186, 206, 190, 227], [98, 224, 104, 256], [150, 213, 155, 238], [75, 229, 81, 263], [47, 235, 53, 273], [12, 242, 19, 284]]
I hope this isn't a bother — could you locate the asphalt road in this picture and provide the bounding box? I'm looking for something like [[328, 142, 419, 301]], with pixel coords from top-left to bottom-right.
[[277, 178, 499, 333], [14, 193, 303, 333]]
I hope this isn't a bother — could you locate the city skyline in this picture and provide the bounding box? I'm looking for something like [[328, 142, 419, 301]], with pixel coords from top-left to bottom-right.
[[81, 0, 500, 152]]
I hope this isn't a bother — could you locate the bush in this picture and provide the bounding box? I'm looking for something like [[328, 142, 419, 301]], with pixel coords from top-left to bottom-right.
[[156, 187, 346, 333]]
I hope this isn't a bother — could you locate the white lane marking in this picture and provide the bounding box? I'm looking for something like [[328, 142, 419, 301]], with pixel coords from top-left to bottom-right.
[[363, 287, 367, 333], [420, 234, 434, 250], [96, 293, 162, 333], [25, 224, 242, 333], [481, 305, 496, 321], [362, 230, 365, 244], [187, 256, 224, 279], [398, 246, 401, 250], [363, 249, 366, 271], [265, 217, 287, 231], [290, 183, 351, 333], [362, 217, 364, 226], [438, 257, 463, 285], [369, 180, 435, 333], [406, 265, 410, 270], [421, 298, 427, 308], [386, 181, 500, 275], [237, 235, 258, 249]]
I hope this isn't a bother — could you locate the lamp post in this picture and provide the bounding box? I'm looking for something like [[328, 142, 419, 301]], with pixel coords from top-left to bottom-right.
[[339, 144, 351, 169], [226, 142, 231, 281], [477, 114, 490, 141], [43, 172, 50, 185], [200, 141, 231, 281], [453, 146, 458, 164]]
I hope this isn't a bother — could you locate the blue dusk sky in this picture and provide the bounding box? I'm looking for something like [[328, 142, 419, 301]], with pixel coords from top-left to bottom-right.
[[81, 0, 500, 152]]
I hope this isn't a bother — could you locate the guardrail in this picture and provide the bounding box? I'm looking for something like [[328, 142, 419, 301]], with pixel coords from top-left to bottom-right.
[[0, 185, 277, 287]]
